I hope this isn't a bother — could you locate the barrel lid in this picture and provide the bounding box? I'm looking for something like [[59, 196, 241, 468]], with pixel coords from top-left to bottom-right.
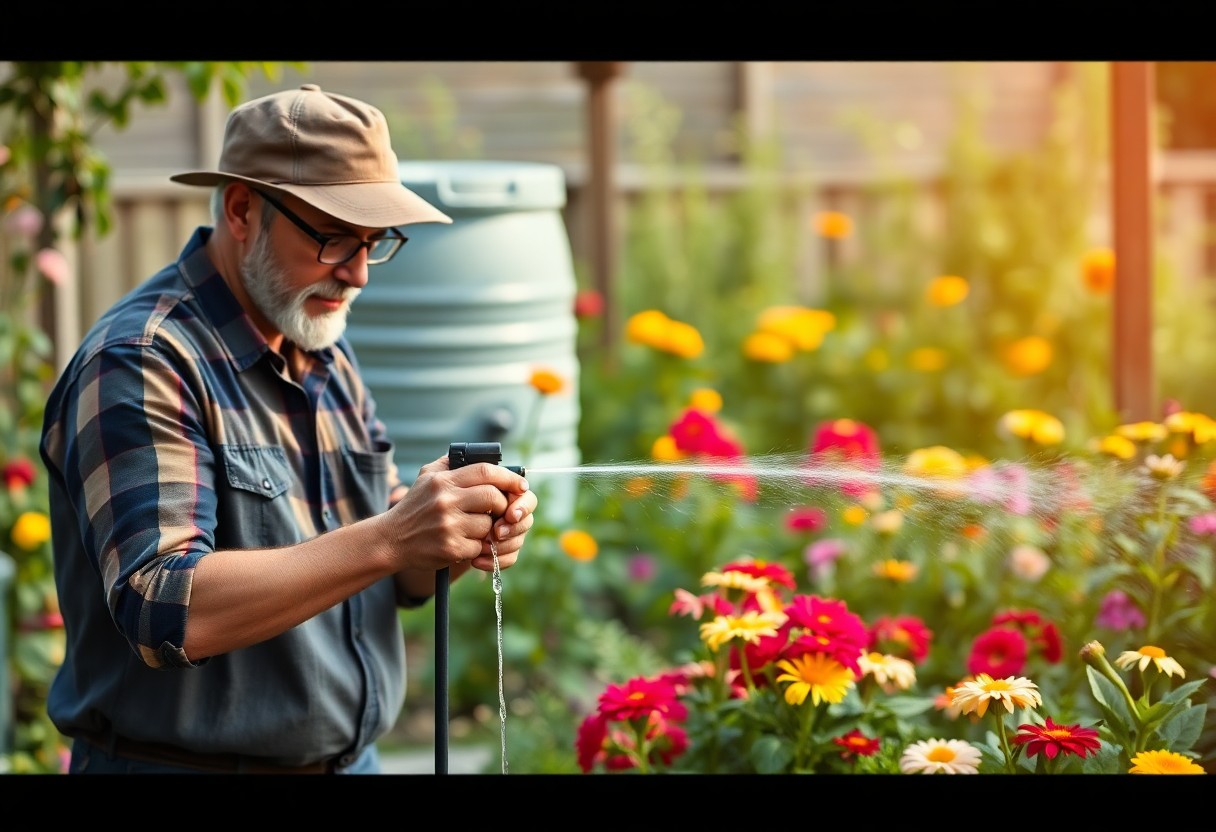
[[398, 160, 566, 213]]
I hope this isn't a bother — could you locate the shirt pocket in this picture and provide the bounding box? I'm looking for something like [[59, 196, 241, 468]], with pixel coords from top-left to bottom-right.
[[338, 442, 392, 520], [218, 444, 299, 546]]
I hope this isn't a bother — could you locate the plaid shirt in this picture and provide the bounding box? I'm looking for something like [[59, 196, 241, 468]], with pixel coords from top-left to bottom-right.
[[41, 227, 410, 765]]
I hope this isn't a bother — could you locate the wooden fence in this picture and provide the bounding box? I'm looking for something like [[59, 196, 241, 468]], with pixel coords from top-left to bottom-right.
[[46, 150, 1216, 374]]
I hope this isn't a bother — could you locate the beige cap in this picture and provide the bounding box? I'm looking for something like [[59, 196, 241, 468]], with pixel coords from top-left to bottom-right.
[[171, 84, 451, 228]]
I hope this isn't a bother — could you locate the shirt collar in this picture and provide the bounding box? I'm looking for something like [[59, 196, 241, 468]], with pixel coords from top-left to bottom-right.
[[177, 226, 336, 372]]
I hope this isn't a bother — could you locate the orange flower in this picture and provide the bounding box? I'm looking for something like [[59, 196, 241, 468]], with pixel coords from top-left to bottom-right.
[[926, 275, 969, 307], [1003, 336, 1053, 376], [873, 559, 918, 582], [908, 347, 949, 372], [559, 529, 598, 561], [1082, 247, 1115, 294], [688, 388, 723, 413], [651, 435, 685, 461], [812, 210, 853, 239], [529, 368, 564, 395], [742, 331, 794, 363]]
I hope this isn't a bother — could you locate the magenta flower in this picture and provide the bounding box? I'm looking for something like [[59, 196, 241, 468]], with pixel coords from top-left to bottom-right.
[[1095, 590, 1146, 631], [1187, 513, 1216, 535]]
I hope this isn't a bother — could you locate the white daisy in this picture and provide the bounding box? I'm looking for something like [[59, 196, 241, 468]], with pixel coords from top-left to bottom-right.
[[899, 738, 982, 774], [1115, 645, 1186, 679], [857, 651, 917, 693]]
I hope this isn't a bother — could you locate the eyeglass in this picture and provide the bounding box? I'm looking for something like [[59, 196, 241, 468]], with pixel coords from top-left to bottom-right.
[[256, 190, 407, 266]]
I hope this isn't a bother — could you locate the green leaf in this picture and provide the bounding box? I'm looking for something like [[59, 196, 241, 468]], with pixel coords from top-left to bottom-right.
[[748, 734, 793, 774], [1160, 678, 1210, 705], [1082, 742, 1125, 774], [1156, 702, 1206, 752], [874, 695, 936, 719]]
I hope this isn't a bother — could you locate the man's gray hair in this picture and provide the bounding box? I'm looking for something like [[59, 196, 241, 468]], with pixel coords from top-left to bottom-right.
[[210, 182, 276, 232]]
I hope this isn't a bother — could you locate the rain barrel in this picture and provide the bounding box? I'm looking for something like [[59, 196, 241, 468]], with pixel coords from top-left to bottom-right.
[[345, 160, 581, 524]]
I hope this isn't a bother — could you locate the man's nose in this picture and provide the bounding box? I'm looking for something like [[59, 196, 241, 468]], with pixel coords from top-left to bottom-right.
[[334, 248, 370, 288]]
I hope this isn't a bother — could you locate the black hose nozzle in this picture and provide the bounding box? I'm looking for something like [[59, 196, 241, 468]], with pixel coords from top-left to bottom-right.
[[447, 441, 525, 477]]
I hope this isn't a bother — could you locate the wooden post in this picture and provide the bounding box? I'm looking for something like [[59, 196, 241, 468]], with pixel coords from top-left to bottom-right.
[[575, 62, 626, 353], [1111, 62, 1156, 422]]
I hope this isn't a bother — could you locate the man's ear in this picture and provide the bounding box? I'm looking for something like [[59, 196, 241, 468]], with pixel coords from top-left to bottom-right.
[[222, 183, 256, 243]]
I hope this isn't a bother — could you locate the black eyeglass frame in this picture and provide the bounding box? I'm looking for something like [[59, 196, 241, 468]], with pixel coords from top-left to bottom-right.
[[255, 189, 408, 266]]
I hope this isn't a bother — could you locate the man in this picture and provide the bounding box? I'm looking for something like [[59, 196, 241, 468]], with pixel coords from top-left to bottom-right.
[[39, 84, 536, 774]]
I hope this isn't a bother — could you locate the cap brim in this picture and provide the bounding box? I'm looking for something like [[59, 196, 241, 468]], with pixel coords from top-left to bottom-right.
[[170, 171, 452, 228]]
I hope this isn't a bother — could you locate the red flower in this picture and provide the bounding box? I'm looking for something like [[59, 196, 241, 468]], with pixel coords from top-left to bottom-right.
[[722, 557, 797, 590], [966, 626, 1028, 677], [784, 506, 828, 534], [806, 418, 880, 497], [597, 675, 687, 723], [1013, 718, 1101, 760], [3, 457, 36, 492], [670, 408, 727, 456], [992, 608, 1063, 664], [575, 712, 609, 772], [573, 289, 605, 319], [832, 728, 880, 759], [809, 419, 880, 465], [868, 615, 933, 664]]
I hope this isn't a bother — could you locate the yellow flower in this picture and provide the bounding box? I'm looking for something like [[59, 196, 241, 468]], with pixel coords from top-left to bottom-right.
[[11, 511, 51, 551], [841, 505, 868, 526], [811, 210, 853, 240], [904, 446, 968, 479], [1094, 434, 1137, 460], [872, 559, 918, 582], [775, 653, 855, 705], [651, 434, 685, 462], [949, 673, 1042, 717], [1081, 247, 1115, 294], [625, 309, 670, 347], [857, 651, 917, 693], [908, 347, 949, 372], [701, 570, 770, 594], [664, 320, 705, 359], [688, 387, 723, 413], [999, 409, 1065, 446], [1003, 335, 1053, 376], [1128, 749, 1205, 774], [1165, 411, 1216, 445], [1115, 421, 1169, 443], [926, 275, 970, 307], [558, 529, 598, 562], [699, 611, 785, 652], [528, 367, 564, 395], [757, 306, 834, 351], [1114, 645, 1185, 678], [742, 331, 795, 363]]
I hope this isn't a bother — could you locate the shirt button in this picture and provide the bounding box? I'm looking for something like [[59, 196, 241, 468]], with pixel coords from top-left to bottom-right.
[[262, 478, 272, 490]]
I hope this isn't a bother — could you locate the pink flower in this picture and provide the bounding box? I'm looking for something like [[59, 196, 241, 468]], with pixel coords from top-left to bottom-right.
[[1095, 589, 1146, 631], [1188, 513, 1216, 536], [627, 554, 656, 582], [35, 247, 70, 286], [785, 506, 827, 533], [804, 538, 846, 582], [966, 626, 1028, 677], [4, 203, 44, 237]]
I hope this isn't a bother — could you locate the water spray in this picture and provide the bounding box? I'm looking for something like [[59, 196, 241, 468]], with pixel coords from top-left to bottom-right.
[[437, 442, 524, 775]]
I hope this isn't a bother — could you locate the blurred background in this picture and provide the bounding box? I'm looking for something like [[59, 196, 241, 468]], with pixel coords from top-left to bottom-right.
[[4, 61, 1216, 773]]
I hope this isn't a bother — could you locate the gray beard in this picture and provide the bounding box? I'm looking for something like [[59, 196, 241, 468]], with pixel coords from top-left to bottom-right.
[[240, 232, 360, 352]]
